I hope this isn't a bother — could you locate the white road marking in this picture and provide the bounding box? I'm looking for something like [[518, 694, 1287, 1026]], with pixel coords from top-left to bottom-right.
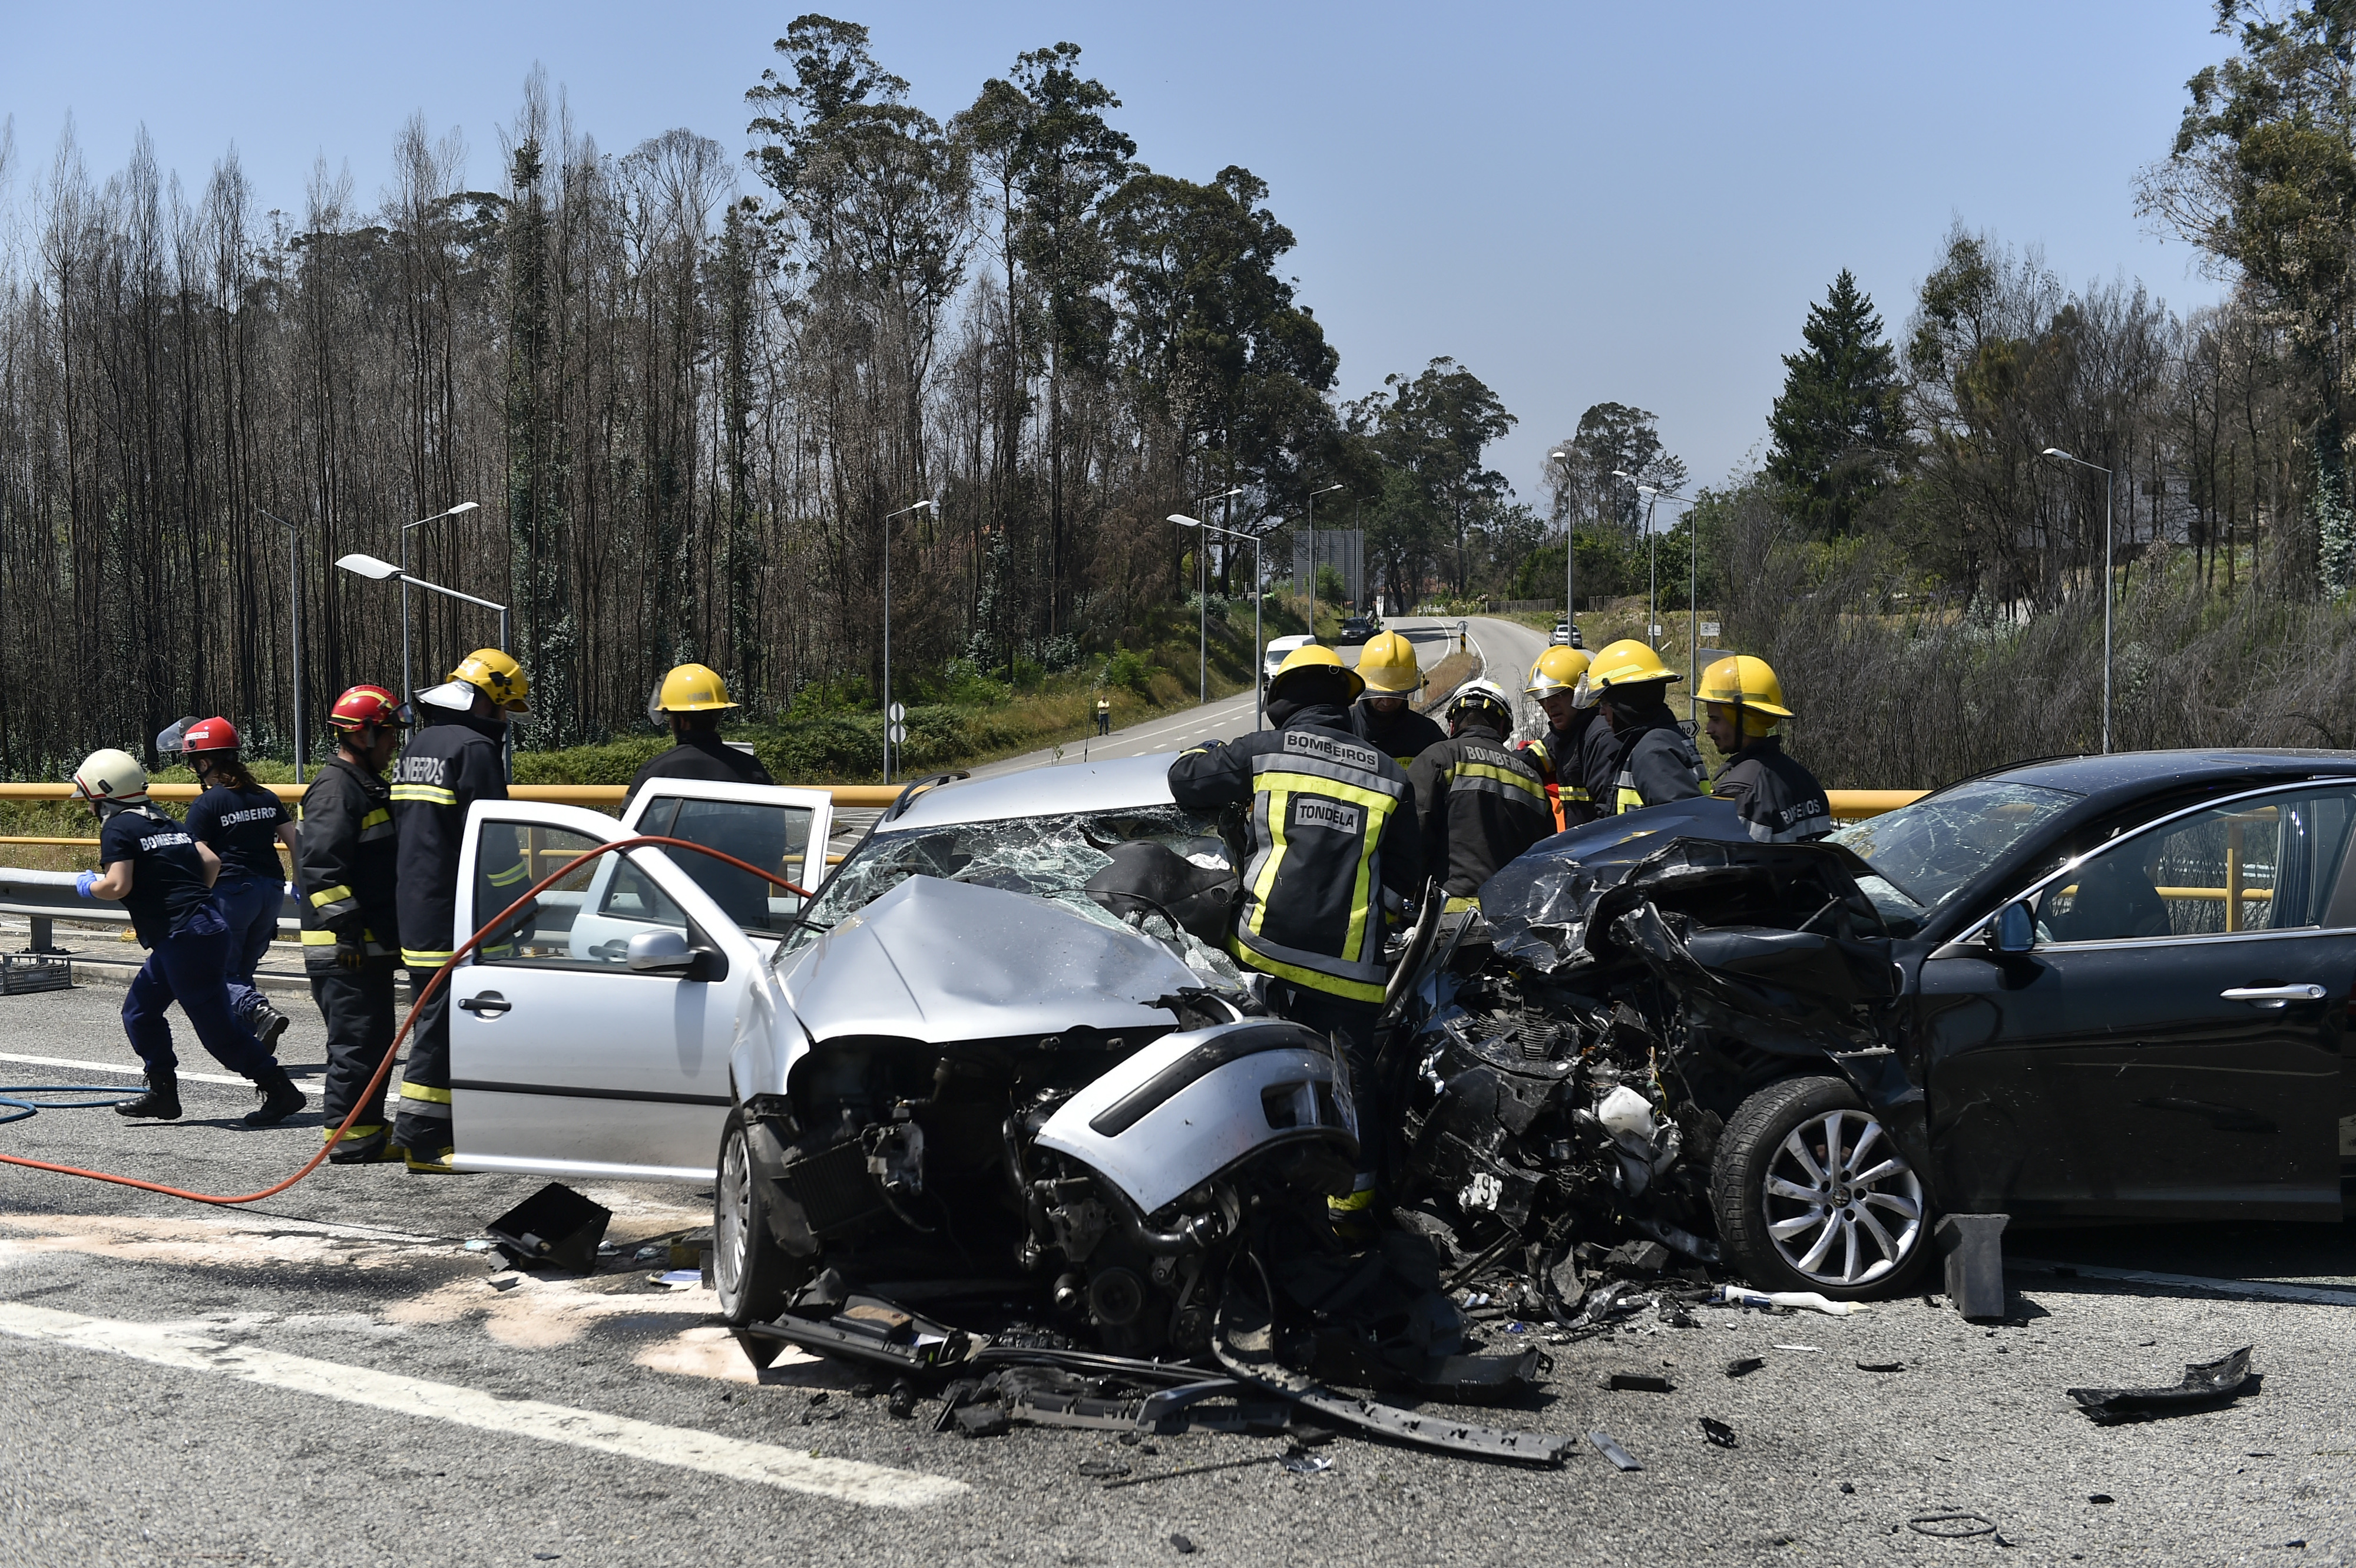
[[0, 1051, 331, 1088], [0, 1302, 969, 1510], [2010, 1258, 2356, 1306]]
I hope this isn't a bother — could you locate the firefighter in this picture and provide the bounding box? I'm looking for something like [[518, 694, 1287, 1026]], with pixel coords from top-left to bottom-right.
[[68, 749, 305, 1126], [297, 685, 411, 1164], [1408, 680, 1553, 912], [1700, 654, 1833, 842], [626, 663, 775, 798], [1518, 647, 1597, 832], [1577, 639, 1705, 814], [1167, 643, 1424, 1233], [1349, 631, 1446, 768], [177, 717, 297, 1049], [389, 649, 531, 1173]]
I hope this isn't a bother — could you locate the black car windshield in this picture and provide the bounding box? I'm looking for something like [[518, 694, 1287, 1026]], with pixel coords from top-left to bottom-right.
[[1827, 779, 2080, 915], [777, 802, 1229, 958]]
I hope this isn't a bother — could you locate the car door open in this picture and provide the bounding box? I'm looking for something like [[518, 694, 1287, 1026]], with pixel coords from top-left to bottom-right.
[[566, 779, 833, 959], [445, 800, 763, 1182]]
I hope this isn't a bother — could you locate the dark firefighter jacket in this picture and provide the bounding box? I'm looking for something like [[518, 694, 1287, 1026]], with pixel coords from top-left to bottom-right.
[[1521, 708, 1601, 831], [1408, 718, 1553, 907], [1352, 700, 1447, 771], [1579, 709, 1624, 819], [391, 714, 524, 969], [1167, 703, 1424, 1004], [625, 730, 775, 800], [1606, 703, 1705, 815], [294, 755, 399, 971], [1712, 734, 1833, 842]]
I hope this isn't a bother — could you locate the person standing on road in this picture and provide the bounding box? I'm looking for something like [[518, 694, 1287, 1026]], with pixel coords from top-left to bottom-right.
[[68, 749, 306, 1127], [391, 650, 531, 1173], [1578, 640, 1705, 815], [1349, 631, 1447, 768], [1409, 680, 1554, 912], [1700, 654, 1832, 842], [626, 663, 775, 800], [297, 685, 411, 1165], [1517, 647, 1598, 832], [176, 717, 297, 1051], [1167, 643, 1424, 1237], [1096, 696, 1112, 736]]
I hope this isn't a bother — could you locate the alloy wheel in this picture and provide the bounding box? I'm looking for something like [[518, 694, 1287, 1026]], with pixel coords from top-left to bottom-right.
[[714, 1128, 752, 1302], [1759, 1107, 1924, 1289]]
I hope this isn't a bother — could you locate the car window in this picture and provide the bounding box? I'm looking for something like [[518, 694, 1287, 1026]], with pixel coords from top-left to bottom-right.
[[630, 794, 811, 935], [1827, 780, 2080, 912], [2035, 786, 2356, 944], [779, 803, 1227, 958], [475, 823, 657, 969]]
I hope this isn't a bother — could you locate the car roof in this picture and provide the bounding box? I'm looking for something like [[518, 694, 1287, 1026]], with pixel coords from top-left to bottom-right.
[[1980, 748, 2356, 800], [886, 751, 1180, 831]]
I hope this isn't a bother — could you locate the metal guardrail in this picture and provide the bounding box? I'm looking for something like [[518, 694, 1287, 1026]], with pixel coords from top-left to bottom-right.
[[0, 782, 904, 807]]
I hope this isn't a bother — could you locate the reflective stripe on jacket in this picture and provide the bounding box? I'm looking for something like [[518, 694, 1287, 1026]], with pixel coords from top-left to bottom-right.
[[1522, 711, 1599, 832], [295, 755, 400, 971], [392, 717, 519, 967], [1713, 735, 1834, 842], [1167, 709, 1424, 1004], [1408, 722, 1554, 901]]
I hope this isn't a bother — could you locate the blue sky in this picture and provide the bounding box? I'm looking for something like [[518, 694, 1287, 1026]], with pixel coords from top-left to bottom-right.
[[5, 1, 2234, 511]]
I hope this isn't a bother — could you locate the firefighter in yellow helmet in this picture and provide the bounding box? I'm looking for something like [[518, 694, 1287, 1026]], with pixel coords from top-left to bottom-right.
[[1409, 679, 1553, 913], [1518, 646, 1597, 832], [1576, 640, 1705, 815], [1167, 641, 1424, 1238], [389, 648, 531, 1172], [1350, 630, 1445, 768], [1701, 654, 1832, 841], [628, 662, 773, 799]]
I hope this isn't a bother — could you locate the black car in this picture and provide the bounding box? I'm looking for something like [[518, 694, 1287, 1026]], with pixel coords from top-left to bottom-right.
[[1337, 615, 1378, 644], [1395, 750, 2356, 1300]]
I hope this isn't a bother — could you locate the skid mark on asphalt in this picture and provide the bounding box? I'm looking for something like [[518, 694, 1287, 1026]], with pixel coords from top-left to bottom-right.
[[0, 1302, 968, 1509]]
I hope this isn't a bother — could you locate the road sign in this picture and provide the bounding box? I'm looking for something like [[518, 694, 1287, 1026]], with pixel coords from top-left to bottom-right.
[[887, 723, 908, 745], [887, 702, 906, 723], [1700, 621, 1721, 638]]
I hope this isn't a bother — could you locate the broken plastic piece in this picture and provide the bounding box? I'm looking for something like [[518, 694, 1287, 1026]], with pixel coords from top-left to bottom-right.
[[1725, 1357, 1765, 1378], [1717, 1284, 1865, 1316], [651, 1269, 701, 1289], [887, 1378, 918, 1420], [1169, 1535, 1197, 1555], [1601, 1373, 1675, 1393], [1586, 1429, 1642, 1471], [1278, 1450, 1333, 1475], [1857, 1361, 1905, 1373], [1698, 1417, 1737, 1448], [484, 1182, 612, 1275], [1934, 1213, 2009, 1321], [1078, 1457, 1132, 1478], [2066, 1346, 2258, 1426], [2089, 1494, 2115, 1504], [952, 1402, 1011, 1438], [1603, 1239, 1671, 1277]]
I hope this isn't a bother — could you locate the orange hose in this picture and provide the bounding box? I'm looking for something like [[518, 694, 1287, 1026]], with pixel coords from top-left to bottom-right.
[[0, 835, 811, 1205]]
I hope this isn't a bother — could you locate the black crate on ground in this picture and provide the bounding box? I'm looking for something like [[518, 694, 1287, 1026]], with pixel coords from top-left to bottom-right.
[[0, 955, 72, 995]]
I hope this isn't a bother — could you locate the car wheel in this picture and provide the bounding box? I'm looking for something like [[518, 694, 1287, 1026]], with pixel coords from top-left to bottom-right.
[[1710, 1075, 1930, 1300], [713, 1109, 802, 1326]]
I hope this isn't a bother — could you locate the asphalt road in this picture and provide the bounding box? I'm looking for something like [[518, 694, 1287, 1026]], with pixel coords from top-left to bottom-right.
[[4, 981, 2355, 1565]]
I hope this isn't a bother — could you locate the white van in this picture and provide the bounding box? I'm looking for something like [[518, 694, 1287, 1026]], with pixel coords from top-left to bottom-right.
[[1262, 633, 1318, 690]]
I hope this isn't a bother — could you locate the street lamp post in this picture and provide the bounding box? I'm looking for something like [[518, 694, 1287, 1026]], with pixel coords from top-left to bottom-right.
[[1548, 449, 1576, 634], [2040, 447, 2116, 754], [1189, 487, 1245, 703], [1173, 514, 1270, 726], [1616, 472, 1697, 714], [881, 498, 934, 784], [337, 551, 512, 774], [399, 501, 481, 710], [1303, 483, 1342, 626], [259, 508, 307, 783]]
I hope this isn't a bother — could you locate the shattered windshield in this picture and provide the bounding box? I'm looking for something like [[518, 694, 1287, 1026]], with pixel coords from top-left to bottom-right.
[[1826, 779, 2080, 915], [779, 802, 1235, 964]]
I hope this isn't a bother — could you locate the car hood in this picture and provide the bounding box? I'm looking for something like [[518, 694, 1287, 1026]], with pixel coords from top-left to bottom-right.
[[776, 874, 1203, 1046]]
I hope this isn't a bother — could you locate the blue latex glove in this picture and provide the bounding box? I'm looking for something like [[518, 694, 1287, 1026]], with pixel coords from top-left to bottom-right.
[[75, 870, 98, 899]]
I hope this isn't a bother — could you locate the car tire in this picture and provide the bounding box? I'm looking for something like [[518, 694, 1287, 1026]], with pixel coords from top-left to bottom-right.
[[1710, 1075, 1931, 1301], [713, 1109, 802, 1327]]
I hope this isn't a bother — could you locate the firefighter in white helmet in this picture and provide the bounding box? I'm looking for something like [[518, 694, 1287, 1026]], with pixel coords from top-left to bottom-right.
[[1407, 679, 1554, 912]]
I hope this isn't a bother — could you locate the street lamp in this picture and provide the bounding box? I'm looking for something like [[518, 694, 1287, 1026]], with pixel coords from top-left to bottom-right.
[[1548, 449, 1576, 635], [400, 501, 481, 710], [1174, 514, 1271, 726], [337, 551, 512, 773], [258, 508, 307, 783], [1303, 483, 1342, 626], [881, 498, 933, 784], [2040, 447, 2116, 755], [1614, 472, 1698, 712], [1187, 487, 1246, 703]]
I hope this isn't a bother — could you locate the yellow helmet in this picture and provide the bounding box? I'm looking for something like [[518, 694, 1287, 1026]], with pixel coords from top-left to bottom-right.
[[1268, 642, 1365, 703], [655, 662, 739, 713], [1573, 639, 1678, 708], [1355, 631, 1422, 696], [1700, 653, 1791, 737], [448, 648, 532, 713], [1524, 646, 1591, 699]]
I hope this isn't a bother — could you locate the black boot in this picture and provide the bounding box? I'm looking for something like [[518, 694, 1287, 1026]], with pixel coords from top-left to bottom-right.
[[244, 1061, 307, 1128], [115, 1072, 181, 1121], [252, 1001, 292, 1051]]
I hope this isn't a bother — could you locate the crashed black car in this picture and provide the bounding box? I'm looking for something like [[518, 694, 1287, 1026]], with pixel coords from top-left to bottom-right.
[[1388, 750, 2356, 1300]]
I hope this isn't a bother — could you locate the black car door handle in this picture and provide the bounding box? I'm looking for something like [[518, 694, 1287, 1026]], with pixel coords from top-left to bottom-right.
[[458, 993, 512, 1016], [2219, 984, 2327, 1008]]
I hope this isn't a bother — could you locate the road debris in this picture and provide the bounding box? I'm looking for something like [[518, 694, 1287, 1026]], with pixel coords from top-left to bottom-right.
[[1278, 1448, 1333, 1475], [1934, 1213, 2009, 1320], [1718, 1285, 1866, 1316], [1725, 1357, 1765, 1378], [484, 1183, 611, 1275], [1600, 1372, 1675, 1392], [2067, 1346, 2259, 1425], [1586, 1430, 1642, 1471], [1908, 1513, 1997, 1539], [1856, 1361, 1905, 1373], [1698, 1417, 1738, 1448]]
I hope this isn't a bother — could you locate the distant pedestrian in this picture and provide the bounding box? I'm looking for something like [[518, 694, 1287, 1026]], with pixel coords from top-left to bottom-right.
[[1095, 696, 1112, 736], [174, 717, 297, 1050]]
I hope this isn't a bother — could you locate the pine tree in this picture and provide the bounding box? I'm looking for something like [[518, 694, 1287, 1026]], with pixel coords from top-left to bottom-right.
[[1765, 270, 1901, 537]]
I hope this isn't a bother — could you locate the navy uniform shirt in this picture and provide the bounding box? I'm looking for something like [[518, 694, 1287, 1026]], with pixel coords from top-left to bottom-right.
[[99, 805, 216, 948], [186, 783, 290, 882]]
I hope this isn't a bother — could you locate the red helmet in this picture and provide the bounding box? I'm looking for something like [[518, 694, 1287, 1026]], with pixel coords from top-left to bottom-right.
[[329, 684, 411, 733], [180, 717, 241, 753]]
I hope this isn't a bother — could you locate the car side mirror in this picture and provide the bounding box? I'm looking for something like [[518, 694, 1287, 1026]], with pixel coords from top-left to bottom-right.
[[626, 928, 697, 975], [1989, 901, 2036, 955]]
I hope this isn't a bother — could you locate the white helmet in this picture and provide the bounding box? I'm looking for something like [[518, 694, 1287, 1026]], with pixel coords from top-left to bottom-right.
[[70, 748, 149, 805], [1448, 678, 1515, 728]]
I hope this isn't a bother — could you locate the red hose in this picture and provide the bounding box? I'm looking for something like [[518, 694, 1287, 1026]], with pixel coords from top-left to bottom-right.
[[0, 835, 810, 1205]]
